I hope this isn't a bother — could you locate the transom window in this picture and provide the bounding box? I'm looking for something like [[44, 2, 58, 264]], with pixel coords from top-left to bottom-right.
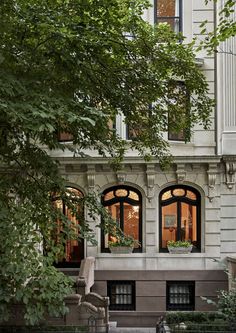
[[54, 187, 84, 267], [154, 0, 182, 33], [107, 281, 135, 311], [167, 281, 195, 311], [160, 185, 201, 252], [101, 186, 142, 252]]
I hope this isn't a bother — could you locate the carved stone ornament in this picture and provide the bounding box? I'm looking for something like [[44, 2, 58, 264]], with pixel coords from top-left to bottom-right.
[[146, 164, 155, 200], [207, 163, 218, 202], [87, 165, 95, 189], [225, 160, 236, 189], [116, 171, 126, 183], [176, 163, 186, 183]]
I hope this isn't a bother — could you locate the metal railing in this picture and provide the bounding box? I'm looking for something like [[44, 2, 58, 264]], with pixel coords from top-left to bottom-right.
[[156, 318, 236, 333]]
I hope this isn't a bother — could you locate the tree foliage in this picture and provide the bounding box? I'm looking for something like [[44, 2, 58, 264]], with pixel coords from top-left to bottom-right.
[[200, 0, 236, 53], [0, 0, 213, 325]]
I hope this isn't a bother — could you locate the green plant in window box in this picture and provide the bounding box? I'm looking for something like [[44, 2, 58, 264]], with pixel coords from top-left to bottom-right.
[[108, 232, 140, 254], [167, 240, 193, 254]]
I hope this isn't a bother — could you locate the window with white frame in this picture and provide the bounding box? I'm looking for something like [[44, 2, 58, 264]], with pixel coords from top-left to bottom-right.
[[154, 0, 182, 33]]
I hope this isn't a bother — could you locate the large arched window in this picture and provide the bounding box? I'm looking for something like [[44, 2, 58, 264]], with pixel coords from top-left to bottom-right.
[[159, 185, 201, 252], [101, 186, 142, 252], [54, 187, 84, 267]]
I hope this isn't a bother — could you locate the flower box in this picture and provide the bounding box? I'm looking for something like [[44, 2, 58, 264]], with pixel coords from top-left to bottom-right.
[[109, 246, 134, 254], [167, 245, 193, 254]]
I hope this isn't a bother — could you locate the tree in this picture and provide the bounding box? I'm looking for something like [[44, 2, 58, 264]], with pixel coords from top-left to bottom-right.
[[0, 0, 213, 325], [200, 0, 236, 53]]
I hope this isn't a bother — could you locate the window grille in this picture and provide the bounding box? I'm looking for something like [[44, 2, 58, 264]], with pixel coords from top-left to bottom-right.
[[167, 281, 195, 310], [108, 281, 135, 311]]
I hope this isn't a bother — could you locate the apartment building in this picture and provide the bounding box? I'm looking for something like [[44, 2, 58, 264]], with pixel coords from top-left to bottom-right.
[[51, 0, 236, 327]]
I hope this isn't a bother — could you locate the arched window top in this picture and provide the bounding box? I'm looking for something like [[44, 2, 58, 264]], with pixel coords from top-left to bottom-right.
[[102, 185, 141, 204], [101, 185, 142, 253], [160, 185, 199, 203], [159, 185, 201, 252]]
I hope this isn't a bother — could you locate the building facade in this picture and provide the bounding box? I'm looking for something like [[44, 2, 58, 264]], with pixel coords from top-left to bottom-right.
[[51, 0, 236, 327]]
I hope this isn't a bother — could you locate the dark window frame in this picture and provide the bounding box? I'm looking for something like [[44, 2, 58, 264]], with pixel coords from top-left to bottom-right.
[[159, 185, 201, 252], [166, 281, 195, 311], [101, 185, 142, 253], [154, 0, 183, 33], [53, 187, 84, 268], [107, 280, 136, 311]]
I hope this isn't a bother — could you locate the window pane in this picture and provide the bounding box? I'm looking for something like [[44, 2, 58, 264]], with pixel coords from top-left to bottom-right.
[[115, 189, 128, 197], [58, 132, 73, 142], [162, 190, 172, 201], [157, 0, 178, 17], [156, 0, 181, 32], [54, 188, 84, 266], [123, 203, 139, 248], [104, 203, 120, 248], [162, 203, 177, 248], [104, 191, 115, 201], [129, 191, 139, 201], [186, 190, 196, 200], [167, 281, 195, 311], [108, 281, 135, 310], [181, 203, 197, 245], [172, 188, 185, 197]]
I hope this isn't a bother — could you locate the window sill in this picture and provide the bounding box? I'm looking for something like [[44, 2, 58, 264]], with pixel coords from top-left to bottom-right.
[[96, 252, 208, 258]]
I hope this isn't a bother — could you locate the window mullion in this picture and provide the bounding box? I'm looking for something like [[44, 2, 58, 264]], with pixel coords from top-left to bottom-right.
[[120, 201, 124, 230], [177, 201, 181, 240]]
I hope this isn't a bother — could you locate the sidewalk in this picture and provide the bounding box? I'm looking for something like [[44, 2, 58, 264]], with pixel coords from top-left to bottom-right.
[[109, 327, 156, 333]]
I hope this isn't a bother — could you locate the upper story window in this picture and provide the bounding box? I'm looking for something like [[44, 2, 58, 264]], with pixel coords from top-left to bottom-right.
[[101, 185, 142, 253], [168, 81, 190, 142], [53, 187, 84, 267], [57, 132, 73, 142], [154, 0, 182, 33], [159, 185, 201, 252]]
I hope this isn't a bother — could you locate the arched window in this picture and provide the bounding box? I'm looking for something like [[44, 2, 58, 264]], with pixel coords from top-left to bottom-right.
[[101, 186, 142, 252], [159, 185, 201, 252], [54, 187, 84, 267]]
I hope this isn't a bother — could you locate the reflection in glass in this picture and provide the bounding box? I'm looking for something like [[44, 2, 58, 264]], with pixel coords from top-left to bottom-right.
[[115, 189, 128, 197], [55, 188, 83, 265], [186, 190, 196, 200], [162, 203, 177, 248], [173, 188, 185, 197], [104, 191, 115, 201], [162, 190, 172, 201], [156, 0, 181, 33], [123, 203, 139, 248]]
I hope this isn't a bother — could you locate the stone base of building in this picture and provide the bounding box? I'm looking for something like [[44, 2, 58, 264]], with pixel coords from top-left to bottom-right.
[[93, 269, 228, 327]]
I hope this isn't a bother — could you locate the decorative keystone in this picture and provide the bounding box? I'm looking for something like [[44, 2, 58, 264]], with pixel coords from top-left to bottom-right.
[[207, 163, 218, 202], [87, 165, 95, 189], [146, 164, 155, 201], [176, 163, 186, 183], [226, 161, 236, 189]]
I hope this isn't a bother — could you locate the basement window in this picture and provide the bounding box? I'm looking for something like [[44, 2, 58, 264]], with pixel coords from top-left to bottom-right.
[[167, 281, 195, 311], [107, 281, 135, 311]]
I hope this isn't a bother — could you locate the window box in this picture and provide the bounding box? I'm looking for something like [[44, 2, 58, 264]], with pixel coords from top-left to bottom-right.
[[109, 246, 134, 254], [167, 245, 193, 254], [167, 240, 193, 254]]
